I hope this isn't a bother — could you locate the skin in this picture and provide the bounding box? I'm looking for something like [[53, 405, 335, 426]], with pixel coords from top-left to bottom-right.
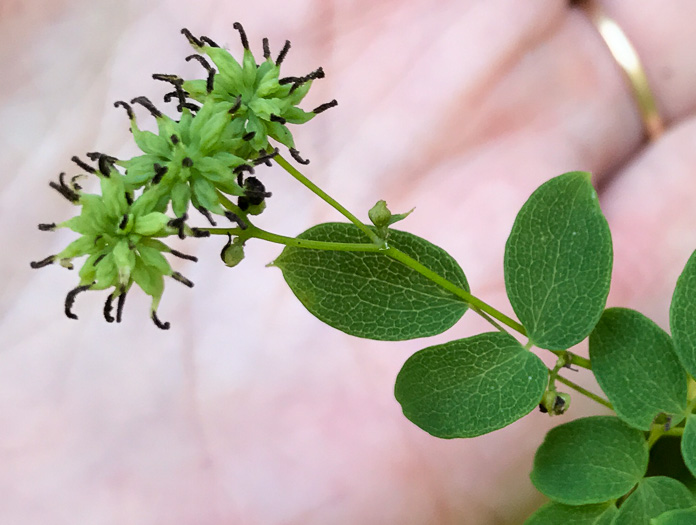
[[2, 0, 696, 523]]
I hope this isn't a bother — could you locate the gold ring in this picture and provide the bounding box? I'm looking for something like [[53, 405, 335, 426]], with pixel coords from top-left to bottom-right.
[[574, 0, 665, 141]]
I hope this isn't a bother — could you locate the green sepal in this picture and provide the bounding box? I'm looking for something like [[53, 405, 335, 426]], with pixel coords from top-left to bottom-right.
[[181, 79, 208, 101], [123, 155, 156, 186], [57, 235, 99, 260], [131, 123, 170, 158], [283, 106, 316, 125], [137, 244, 172, 276], [134, 212, 170, 236], [100, 175, 129, 219], [204, 47, 245, 94], [191, 177, 221, 213], [131, 256, 164, 299], [95, 252, 117, 288], [266, 120, 294, 148], [171, 182, 191, 217], [241, 48, 257, 89]]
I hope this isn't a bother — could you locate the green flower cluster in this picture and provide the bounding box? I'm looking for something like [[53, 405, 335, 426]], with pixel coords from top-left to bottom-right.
[[31, 23, 337, 329]]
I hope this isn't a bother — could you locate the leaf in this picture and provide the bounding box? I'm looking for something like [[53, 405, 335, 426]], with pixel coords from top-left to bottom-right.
[[525, 502, 618, 525], [394, 332, 547, 438], [680, 415, 696, 479], [530, 416, 648, 504], [670, 250, 696, 377], [589, 308, 688, 430], [274, 223, 469, 341], [504, 171, 612, 350], [651, 507, 696, 524], [613, 476, 695, 525]]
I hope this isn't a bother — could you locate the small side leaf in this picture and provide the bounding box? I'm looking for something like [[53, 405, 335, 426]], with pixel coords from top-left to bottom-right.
[[531, 416, 648, 504], [680, 415, 696, 478], [504, 172, 612, 350], [651, 507, 696, 524], [274, 223, 469, 341], [525, 502, 618, 525], [670, 250, 696, 377], [394, 332, 547, 438], [590, 308, 688, 430], [613, 476, 695, 525]]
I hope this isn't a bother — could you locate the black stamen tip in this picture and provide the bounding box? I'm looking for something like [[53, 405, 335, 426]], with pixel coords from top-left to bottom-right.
[[195, 206, 217, 226], [64, 283, 93, 320], [262, 37, 271, 59], [233, 164, 255, 175], [191, 228, 211, 238], [153, 163, 168, 184], [125, 192, 134, 206], [30, 255, 55, 269], [224, 211, 248, 230], [229, 95, 242, 115], [200, 35, 220, 48], [152, 310, 171, 330], [242, 131, 256, 141], [182, 157, 193, 168], [71, 155, 96, 174], [103, 293, 115, 323], [172, 271, 194, 288], [269, 114, 287, 125], [181, 28, 202, 47], [116, 290, 127, 323], [206, 71, 215, 93], [276, 40, 291, 66], [38, 223, 56, 231], [98, 154, 112, 177], [312, 99, 338, 114], [233, 22, 249, 49], [131, 96, 163, 118], [94, 253, 106, 266], [289, 148, 310, 165], [114, 100, 135, 120], [170, 249, 198, 262], [119, 214, 129, 230]]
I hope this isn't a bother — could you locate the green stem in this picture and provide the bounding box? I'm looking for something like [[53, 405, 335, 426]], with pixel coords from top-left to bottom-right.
[[549, 350, 592, 371], [247, 226, 383, 252], [555, 374, 613, 410], [274, 153, 380, 243], [217, 191, 248, 220], [384, 246, 527, 335]]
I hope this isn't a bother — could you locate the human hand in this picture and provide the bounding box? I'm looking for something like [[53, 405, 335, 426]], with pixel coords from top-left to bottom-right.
[[3, 0, 696, 523]]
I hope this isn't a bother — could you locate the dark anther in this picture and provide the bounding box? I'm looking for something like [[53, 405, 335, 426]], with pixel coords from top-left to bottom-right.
[[191, 228, 211, 238], [153, 163, 168, 184], [244, 177, 271, 205], [195, 206, 216, 226], [152, 310, 171, 330], [152, 73, 182, 84], [276, 40, 291, 66], [242, 131, 256, 141], [237, 197, 249, 211], [125, 191, 134, 206], [236, 172, 244, 186], [163, 91, 177, 103], [130, 96, 163, 118], [114, 100, 135, 120], [262, 37, 271, 59], [200, 36, 220, 48], [97, 154, 112, 177], [233, 164, 255, 175], [182, 157, 193, 168], [119, 214, 129, 230], [103, 293, 115, 323], [49, 172, 80, 203], [172, 271, 194, 288], [86, 152, 117, 163], [229, 95, 242, 115], [116, 290, 127, 323], [253, 148, 279, 166], [64, 283, 93, 320], [94, 254, 106, 266], [38, 223, 56, 231], [278, 76, 300, 85], [206, 69, 215, 94], [538, 403, 548, 414], [232, 22, 249, 49], [30, 255, 55, 269], [181, 28, 202, 47], [182, 102, 201, 112], [71, 155, 96, 174], [186, 54, 213, 71], [170, 134, 180, 145], [170, 249, 198, 262], [70, 175, 83, 190], [168, 213, 188, 239], [269, 114, 287, 125], [224, 211, 248, 230], [289, 148, 310, 165], [313, 99, 338, 114]]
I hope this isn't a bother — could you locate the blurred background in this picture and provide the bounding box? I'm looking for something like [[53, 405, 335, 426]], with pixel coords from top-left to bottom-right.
[[2, 0, 696, 523]]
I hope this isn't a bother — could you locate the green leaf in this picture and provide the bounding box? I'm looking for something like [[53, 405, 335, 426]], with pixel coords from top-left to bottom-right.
[[531, 416, 648, 504], [614, 477, 695, 525], [680, 415, 696, 478], [504, 171, 612, 350], [525, 502, 618, 525], [394, 332, 546, 438], [589, 308, 688, 430], [670, 250, 696, 377], [274, 223, 469, 341], [651, 507, 696, 524]]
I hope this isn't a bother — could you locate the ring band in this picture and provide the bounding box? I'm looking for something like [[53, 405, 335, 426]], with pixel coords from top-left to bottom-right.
[[575, 0, 665, 141]]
